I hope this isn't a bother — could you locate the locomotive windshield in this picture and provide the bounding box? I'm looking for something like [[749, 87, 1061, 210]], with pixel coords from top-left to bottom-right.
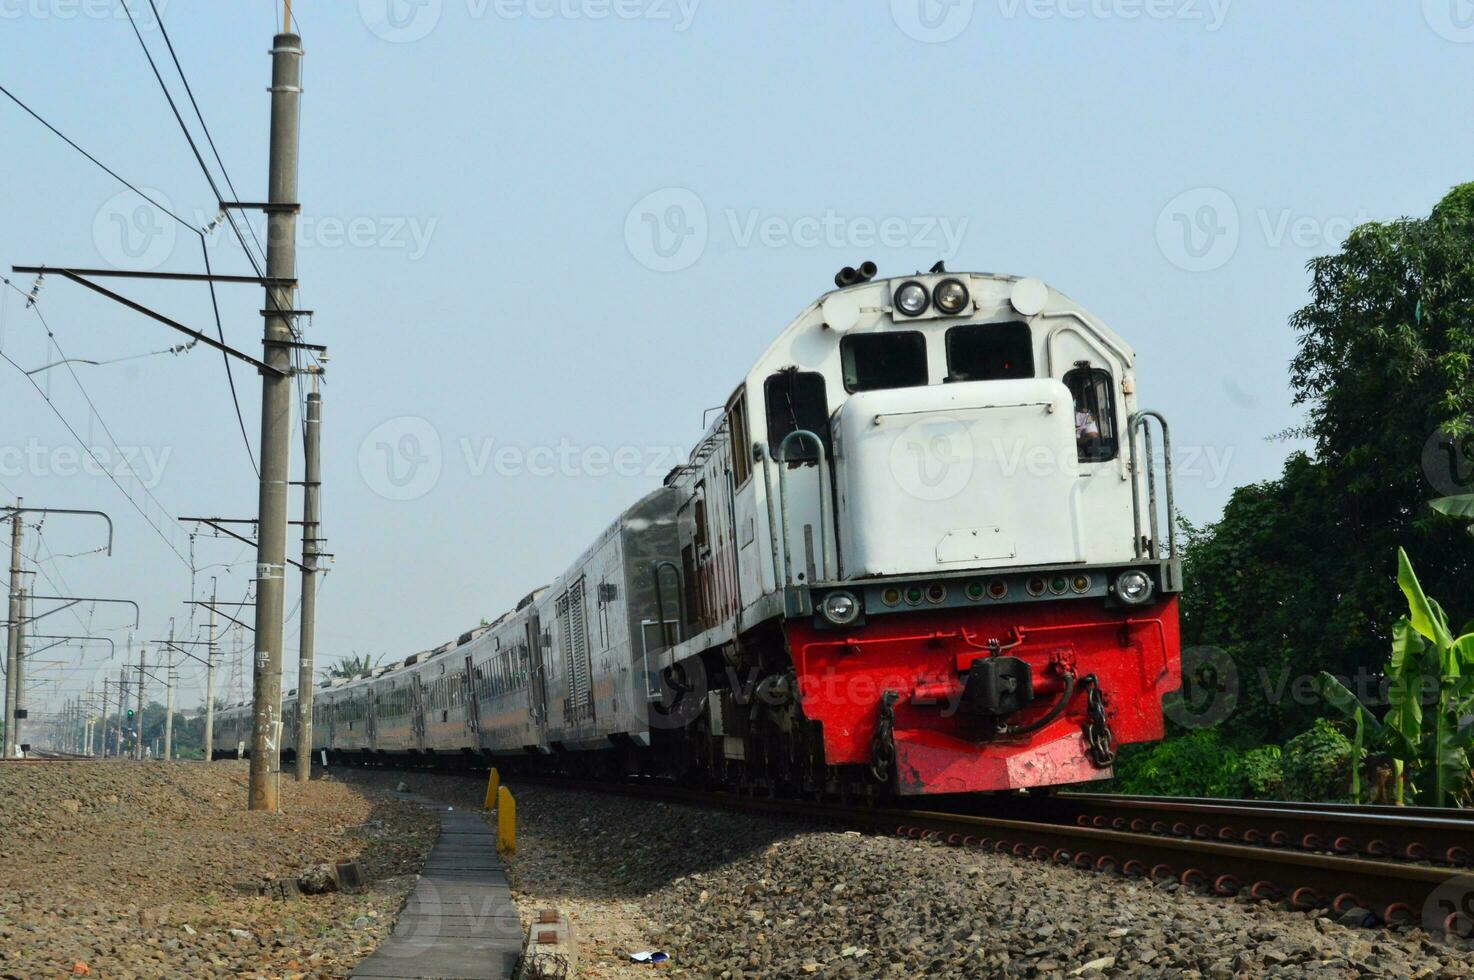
[[945, 322, 1034, 382], [840, 331, 927, 392]]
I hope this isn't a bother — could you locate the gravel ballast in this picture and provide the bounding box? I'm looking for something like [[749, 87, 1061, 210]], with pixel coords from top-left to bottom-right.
[[0, 760, 438, 979], [342, 770, 1474, 979]]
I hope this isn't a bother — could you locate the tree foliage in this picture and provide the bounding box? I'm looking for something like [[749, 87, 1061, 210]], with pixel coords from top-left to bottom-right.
[[1182, 184, 1474, 749]]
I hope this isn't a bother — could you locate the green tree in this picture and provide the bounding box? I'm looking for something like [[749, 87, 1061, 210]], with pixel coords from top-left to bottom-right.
[[320, 652, 382, 680], [1183, 184, 1474, 747]]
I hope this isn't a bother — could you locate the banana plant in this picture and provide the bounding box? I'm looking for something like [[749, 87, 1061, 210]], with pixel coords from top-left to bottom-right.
[[1432, 494, 1474, 539], [1317, 549, 1474, 806]]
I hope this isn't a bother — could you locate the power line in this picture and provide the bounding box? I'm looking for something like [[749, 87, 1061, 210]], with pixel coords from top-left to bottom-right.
[[0, 83, 195, 232], [120, 3, 264, 476], [0, 344, 193, 570], [1, 78, 260, 478], [2, 279, 190, 550]]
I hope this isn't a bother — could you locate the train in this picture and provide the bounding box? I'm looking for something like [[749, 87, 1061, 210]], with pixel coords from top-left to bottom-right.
[[218, 265, 1183, 797]]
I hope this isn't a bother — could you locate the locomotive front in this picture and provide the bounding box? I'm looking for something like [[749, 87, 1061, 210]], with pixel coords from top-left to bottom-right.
[[738, 269, 1183, 795]]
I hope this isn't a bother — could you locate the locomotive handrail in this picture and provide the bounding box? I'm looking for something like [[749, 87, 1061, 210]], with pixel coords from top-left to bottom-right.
[[775, 429, 837, 585], [754, 442, 783, 590], [1128, 410, 1177, 561], [649, 559, 687, 649]]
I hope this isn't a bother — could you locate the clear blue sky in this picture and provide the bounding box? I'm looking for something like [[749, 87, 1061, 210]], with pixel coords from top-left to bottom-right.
[[2, 0, 1471, 718]]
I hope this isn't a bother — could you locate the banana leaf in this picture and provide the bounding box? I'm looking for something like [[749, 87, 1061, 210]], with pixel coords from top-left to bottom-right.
[[1387, 619, 1426, 755], [1430, 494, 1474, 519], [1398, 548, 1453, 650], [1317, 671, 1415, 759]]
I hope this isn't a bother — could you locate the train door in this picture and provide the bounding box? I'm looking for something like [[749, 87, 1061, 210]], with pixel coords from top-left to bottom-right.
[[462, 653, 481, 742], [525, 613, 548, 733], [366, 690, 378, 749], [410, 674, 426, 750]]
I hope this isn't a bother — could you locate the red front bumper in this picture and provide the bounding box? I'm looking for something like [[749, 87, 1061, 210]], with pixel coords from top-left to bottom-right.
[[783, 597, 1181, 795]]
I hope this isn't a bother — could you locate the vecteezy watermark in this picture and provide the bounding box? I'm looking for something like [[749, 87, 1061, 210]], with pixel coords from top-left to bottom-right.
[[359, 416, 443, 502], [358, 0, 699, 43], [91, 189, 439, 271], [1163, 645, 1239, 729], [1424, 0, 1474, 42], [1422, 872, 1474, 939], [1156, 187, 1372, 273], [995, 0, 1232, 28], [884, 420, 1238, 502], [0, 0, 170, 25], [1422, 428, 1474, 498], [93, 188, 177, 272], [458, 437, 685, 480], [624, 188, 708, 274], [0, 439, 172, 489], [891, 0, 1230, 42], [890, 0, 976, 43], [357, 417, 688, 500], [624, 188, 970, 273]]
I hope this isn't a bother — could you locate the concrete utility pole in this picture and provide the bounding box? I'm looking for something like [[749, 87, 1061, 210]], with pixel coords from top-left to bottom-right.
[[248, 19, 303, 811], [163, 622, 176, 761], [4, 499, 22, 758], [116, 662, 128, 758], [204, 580, 218, 762], [295, 382, 321, 781], [135, 647, 146, 761], [15, 588, 27, 753]]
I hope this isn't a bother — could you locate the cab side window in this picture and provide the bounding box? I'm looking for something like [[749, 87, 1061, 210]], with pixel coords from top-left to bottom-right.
[[764, 369, 830, 463], [1064, 366, 1118, 462]]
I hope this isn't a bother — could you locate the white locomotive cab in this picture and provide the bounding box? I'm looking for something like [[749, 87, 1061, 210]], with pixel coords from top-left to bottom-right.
[[716, 273, 1161, 606]]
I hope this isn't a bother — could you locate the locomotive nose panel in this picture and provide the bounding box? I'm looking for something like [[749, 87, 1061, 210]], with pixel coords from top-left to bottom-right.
[[835, 379, 1084, 577]]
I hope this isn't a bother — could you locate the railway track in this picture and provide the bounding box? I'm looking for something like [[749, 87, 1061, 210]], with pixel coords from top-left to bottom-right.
[[325, 760, 1474, 935], [464, 772, 1474, 936]]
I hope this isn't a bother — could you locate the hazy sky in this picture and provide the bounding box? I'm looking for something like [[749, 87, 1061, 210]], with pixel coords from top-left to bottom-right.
[[2, 0, 1471, 719]]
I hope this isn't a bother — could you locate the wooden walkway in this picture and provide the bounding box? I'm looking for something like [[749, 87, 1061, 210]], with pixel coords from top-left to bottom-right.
[[351, 798, 522, 980]]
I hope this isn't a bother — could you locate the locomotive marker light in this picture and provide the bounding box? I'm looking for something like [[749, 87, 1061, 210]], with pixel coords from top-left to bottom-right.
[[894, 280, 930, 317], [820, 590, 862, 626], [1009, 276, 1050, 316], [1114, 570, 1155, 606], [821, 292, 862, 333], [933, 277, 971, 315]]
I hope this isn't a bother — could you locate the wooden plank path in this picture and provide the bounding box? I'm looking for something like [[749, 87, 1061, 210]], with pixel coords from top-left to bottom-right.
[[351, 796, 522, 980]]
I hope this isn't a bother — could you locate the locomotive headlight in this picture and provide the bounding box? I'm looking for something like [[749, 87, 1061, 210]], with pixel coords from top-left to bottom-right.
[[1115, 570, 1155, 606], [820, 590, 861, 626], [933, 278, 970, 315], [894, 280, 930, 317]]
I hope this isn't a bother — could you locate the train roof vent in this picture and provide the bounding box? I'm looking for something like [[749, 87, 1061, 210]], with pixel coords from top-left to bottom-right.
[[516, 587, 548, 611]]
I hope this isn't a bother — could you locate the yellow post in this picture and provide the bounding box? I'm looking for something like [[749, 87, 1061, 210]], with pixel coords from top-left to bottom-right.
[[496, 786, 516, 855], [483, 767, 500, 811]]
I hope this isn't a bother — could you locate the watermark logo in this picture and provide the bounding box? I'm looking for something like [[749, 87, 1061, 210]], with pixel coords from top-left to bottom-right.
[[891, 0, 975, 43], [0, 439, 171, 489], [624, 189, 969, 273], [1423, 429, 1474, 497], [0, 0, 170, 25], [995, 0, 1231, 30], [359, 0, 699, 41], [1425, 0, 1474, 42], [359, 416, 443, 501], [889, 417, 975, 502], [1163, 645, 1238, 729], [1156, 187, 1239, 273], [92, 188, 176, 272], [1422, 873, 1474, 939], [359, 0, 443, 43], [625, 188, 708, 273], [1157, 188, 1372, 272]]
